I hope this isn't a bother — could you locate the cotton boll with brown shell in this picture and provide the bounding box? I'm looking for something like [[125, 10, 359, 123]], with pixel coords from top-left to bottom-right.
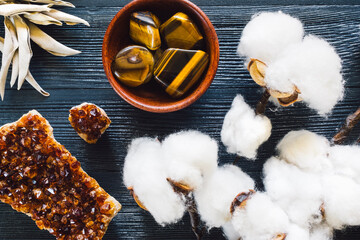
[[322, 174, 360, 230], [221, 95, 272, 159], [161, 131, 218, 190], [194, 164, 255, 228], [276, 130, 332, 172], [328, 145, 360, 184], [123, 138, 186, 226], [264, 35, 344, 115], [230, 192, 290, 240], [263, 157, 324, 227], [238, 11, 304, 64]]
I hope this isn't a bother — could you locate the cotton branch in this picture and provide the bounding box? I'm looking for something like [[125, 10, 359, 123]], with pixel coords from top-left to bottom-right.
[[255, 89, 271, 115], [332, 107, 360, 144]]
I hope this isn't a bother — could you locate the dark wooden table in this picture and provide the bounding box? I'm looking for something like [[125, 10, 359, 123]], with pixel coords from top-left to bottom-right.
[[0, 0, 360, 239]]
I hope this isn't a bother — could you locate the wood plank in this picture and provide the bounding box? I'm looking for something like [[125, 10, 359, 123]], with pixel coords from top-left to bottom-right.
[[0, 2, 359, 240]]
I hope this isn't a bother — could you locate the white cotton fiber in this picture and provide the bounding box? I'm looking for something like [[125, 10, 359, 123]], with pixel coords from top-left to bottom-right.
[[238, 11, 304, 63], [231, 192, 290, 240], [162, 130, 218, 190], [123, 138, 186, 226], [309, 224, 333, 240], [265, 35, 344, 115], [221, 95, 272, 159], [322, 174, 360, 229], [328, 145, 360, 183], [263, 157, 324, 227], [222, 222, 242, 240], [194, 164, 255, 228], [276, 130, 332, 172], [286, 224, 310, 240]]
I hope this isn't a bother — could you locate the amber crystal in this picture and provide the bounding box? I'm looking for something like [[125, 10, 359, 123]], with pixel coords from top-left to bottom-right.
[[0, 110, 121, 240], [69, 103, 111, 144], [112, 46, 155, 87], [160, 12, 204, 50], [154, 48, 209, 98], [129, 11, 161, 50]]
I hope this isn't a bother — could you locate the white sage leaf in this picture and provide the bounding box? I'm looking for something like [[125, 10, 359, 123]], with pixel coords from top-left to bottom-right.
[[13, 15, 33, 90], [0, 17, 17, 100], [21, 0, 74, 8], [44, 9, 90, 26], [28, 21, 81, 56], [10, 50, 19, 87], [25, 71, 50, 97], [0, 4, 51, 16], [23, 12, 62, 26]]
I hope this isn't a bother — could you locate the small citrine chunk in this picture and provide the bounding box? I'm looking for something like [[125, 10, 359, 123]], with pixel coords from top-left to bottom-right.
[[130, 11, 161, 50], [154, 48, 209, 98], [112, 45, 155, 87], [160, 12, 204, 50]]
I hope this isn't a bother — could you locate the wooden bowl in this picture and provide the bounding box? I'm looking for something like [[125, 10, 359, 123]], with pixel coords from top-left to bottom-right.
[[102, 0, 219, 113]]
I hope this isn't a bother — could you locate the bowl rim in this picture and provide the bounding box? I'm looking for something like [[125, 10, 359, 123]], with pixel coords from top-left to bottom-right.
[[102, 0, 220, 113]]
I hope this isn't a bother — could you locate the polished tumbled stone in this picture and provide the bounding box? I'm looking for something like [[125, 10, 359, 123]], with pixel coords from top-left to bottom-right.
[[112, 45, 154, 87], [130, 11, 161, 50], [160, 12, 204, 50], [154, 48, 209, 98]]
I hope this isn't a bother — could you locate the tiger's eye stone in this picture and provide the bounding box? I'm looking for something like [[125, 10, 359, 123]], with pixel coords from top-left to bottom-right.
[[130, 11, 161, 50], [160, 12, 204, 50], [112, 45, 154, 87], [154, 48, 209, 98]]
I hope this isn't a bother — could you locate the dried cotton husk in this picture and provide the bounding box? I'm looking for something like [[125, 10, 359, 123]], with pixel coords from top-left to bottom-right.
[[21, 0, 75, 8], [44, 9, 90, 26], [0, 4, 51, 16]]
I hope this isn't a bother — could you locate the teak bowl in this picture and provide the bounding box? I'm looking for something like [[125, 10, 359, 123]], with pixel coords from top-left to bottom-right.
[[102, 0, 219, 113]]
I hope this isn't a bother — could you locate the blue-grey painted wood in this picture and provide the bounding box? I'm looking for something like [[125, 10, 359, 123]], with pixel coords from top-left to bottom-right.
[[0, 1, 359, 239]]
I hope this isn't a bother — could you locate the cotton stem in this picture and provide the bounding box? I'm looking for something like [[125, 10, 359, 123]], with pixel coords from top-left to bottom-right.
[[255, 89, 271, 115], [167, 178, 205, 240], [332, 107, 360, 144]]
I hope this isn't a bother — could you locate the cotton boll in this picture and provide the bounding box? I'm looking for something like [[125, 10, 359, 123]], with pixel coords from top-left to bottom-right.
[[276, 130, 332, 172], [231, 192, 290, 240], [222, 222, 242, 240], [322, 174, 360, 229], [328, 145, 360, 183], [263, 157, 324, 227], [195, 164, 255, 228], [286, 224, 310, 240], [265, 35, 344, 115], [238, 11, 304, 63], [221, 95, 272, 159], [123, 138, 186, 225], [162, 130, 218, 190]]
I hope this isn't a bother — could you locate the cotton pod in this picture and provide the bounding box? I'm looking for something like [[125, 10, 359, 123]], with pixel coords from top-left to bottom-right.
[[263, 157, 324, 227], [238, 11, 304, 64], [162, 130, 218, 190], [328, 145, 360, 183], [264, 35, 344, 115], [194, 164, 255, 228], [276, 130, 332, 172], [123, 137, 186, 226], [231, 192, 290, 240], [221, 95, 272, 159], [322, 174, 360, 229]]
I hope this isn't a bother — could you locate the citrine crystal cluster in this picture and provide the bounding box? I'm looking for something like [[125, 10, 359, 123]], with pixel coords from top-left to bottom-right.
[[111, 11, 209, 98], [0, 111, 121, 239]]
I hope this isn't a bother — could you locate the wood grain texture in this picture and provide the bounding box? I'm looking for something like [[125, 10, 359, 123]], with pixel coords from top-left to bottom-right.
[[0, 0, 360, 239]]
